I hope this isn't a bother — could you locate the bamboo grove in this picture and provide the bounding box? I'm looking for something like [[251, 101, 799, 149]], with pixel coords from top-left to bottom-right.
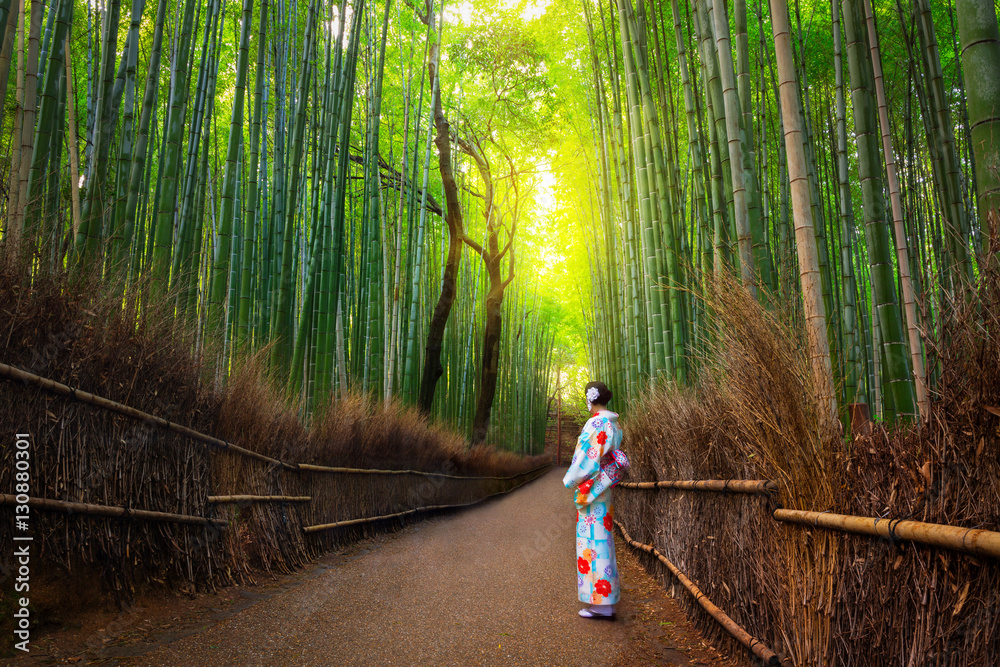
[[580, 0, 1000, 426], [0, 0, 556, 453]]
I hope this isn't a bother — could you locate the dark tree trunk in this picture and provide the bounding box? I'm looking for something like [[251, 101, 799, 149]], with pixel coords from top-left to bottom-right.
[[463, 149, 516, 444], [471, 273, 504, 443], [417, 39, 466, 415]]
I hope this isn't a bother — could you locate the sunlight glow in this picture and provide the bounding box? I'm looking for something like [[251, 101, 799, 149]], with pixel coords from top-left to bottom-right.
[[535, 162, 556, 215], [521, 0, 550, 21], [448, 0, 550, 24]]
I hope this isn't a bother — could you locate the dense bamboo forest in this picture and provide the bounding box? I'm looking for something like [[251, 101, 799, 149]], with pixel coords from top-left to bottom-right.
[[578, 0, 1000, 428], [0, 0, 998, 441], [0, 0, 576, 453]]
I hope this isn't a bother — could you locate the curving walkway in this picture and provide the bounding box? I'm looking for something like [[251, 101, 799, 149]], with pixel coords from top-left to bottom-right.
[[19, 468, 727, 666], [140, 467, 625, 666]]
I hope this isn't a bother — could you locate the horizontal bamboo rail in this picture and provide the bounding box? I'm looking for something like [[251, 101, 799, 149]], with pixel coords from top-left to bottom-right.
[[297, 462, 549, 480], [620, 479, 778, 495], [0, 362, 548, 481], [615, 520, 788, 667], [623, 474, 1000, 560], [0, 493, 227, 527], [208, 495, 312, 504], [303, 466, 548, 534], [774, 509, 1000, 559]]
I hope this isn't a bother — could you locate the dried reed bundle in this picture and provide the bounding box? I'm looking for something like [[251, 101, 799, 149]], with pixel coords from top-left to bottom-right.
[[615, 256, 1000, 665]]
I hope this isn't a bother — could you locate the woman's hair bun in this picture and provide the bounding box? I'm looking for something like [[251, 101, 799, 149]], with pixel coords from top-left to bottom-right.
[[585, 381, 612, 406]]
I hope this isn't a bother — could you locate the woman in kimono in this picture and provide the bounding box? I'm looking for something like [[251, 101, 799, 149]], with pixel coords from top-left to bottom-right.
[[562, 381, 623, 620]]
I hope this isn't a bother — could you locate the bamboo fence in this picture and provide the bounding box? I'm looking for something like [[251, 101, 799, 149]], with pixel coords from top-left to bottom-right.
[[0, 362, 544, 481], [0, 358, 550, 603], [617, 476, 1000, 665]]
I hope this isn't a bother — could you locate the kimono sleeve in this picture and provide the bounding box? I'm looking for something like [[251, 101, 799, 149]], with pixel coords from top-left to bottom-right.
[[562, 418, 603, 490]]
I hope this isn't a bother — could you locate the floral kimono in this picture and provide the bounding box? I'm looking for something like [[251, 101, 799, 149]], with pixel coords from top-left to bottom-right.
[[562, 410, 623, 605]]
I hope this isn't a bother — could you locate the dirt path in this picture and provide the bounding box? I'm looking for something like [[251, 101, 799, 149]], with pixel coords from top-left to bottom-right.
[[9, 468, 733, 666]]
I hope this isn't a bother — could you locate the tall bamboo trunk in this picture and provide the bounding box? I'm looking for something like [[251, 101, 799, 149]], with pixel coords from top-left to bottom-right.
[[832, 0, 864, 407], [955, 0, 1000, 224], [148, 0, 196, 285], [710, 0, 756, 293], [861, 0, 928, 419], [270, 0, 318, 377], [769, 0, 838, 433], [208, 0, 256, 344], [842, 0, 917, 423], [0, 1, 17, 136]]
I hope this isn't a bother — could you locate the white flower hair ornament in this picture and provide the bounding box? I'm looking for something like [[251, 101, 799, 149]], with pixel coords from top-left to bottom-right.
[[586, 386, 601, 411]]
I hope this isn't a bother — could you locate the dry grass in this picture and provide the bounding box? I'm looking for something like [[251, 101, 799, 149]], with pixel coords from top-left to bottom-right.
[[617, 243, 1000, 665], [0, 257, 547, 641]]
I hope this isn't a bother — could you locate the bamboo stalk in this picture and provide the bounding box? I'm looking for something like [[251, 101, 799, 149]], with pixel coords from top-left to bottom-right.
[[0, 493, 226, 526], [64, 35, 82, 237], [615, 520, 787, 666], [773, 509, 1000, 559], [303, 467, 546, 533], [619, 479, 778, 494], [207, 495, 311, 503], [861, 0, 929, 420], [768, 0, 838, 432]]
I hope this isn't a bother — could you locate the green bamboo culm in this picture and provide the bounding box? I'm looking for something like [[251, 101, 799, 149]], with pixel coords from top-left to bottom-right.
[[209, 0, 257, 349], [24, 0, 73, 231], [841, 0, 917, 424], [147, 0, 198, 289], [75, 0, 122, 260], [955, 0, 1000, 226], [270, 0, 320, 377]]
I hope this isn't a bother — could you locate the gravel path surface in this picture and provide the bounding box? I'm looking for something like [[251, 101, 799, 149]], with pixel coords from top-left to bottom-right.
[[125, 468, 726, 667]]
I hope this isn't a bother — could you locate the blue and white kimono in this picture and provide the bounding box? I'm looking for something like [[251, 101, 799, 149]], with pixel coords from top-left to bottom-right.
[[562, 410, 623, 605]]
